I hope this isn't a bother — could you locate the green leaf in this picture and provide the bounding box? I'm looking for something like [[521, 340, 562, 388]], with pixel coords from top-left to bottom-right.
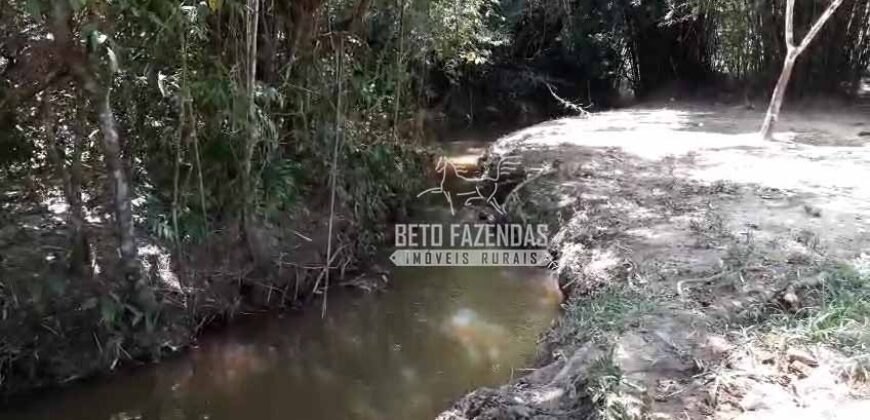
[[24, 0, 43, 21]]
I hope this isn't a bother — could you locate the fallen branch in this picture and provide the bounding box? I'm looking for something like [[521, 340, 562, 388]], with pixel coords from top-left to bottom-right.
[[545, 83, 591, 117], [677, 270, 735, 296]]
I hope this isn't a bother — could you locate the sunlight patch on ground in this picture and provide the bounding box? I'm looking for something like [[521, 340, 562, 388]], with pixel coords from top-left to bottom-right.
[[494, 107, 870, 219], [685, 144, 870, 213], [495, 108, 761, 160]]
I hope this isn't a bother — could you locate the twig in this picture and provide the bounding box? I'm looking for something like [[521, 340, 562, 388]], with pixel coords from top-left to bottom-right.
[[677, 270, 734, 296], [311, 244, 347, 299], [291, 229, 313, 242]]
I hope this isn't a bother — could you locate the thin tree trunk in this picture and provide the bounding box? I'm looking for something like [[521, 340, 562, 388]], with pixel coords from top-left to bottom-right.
[[392, 0, 405, 140], [48, 0, 138, 279], [94, 88, 138, 276], [759, 0, 845, 139], [42, 97, 90, 276], [321, 36, 344, 318], [759, 52, 796, 139], [242, 0, 260, 206], [242, 0, 264, 267], [68, 117, 90, 276]]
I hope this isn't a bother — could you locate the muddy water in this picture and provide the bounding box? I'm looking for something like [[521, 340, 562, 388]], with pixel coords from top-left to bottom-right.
[[2, 138, 561, 420], [2, 267, 559, 420]]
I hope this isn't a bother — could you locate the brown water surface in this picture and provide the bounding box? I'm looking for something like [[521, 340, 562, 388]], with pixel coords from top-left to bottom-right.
[[2, 267, 559, 420], [1, 135, 560, 420]]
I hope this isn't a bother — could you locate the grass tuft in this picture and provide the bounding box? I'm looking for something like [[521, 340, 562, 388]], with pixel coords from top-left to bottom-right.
[[748, 259, 870, 356], [553, 286, 657, 348], [587, 351, 644, 420], [801, 263, 870, 351]]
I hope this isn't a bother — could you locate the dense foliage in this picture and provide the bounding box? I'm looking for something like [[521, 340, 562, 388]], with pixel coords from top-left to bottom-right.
[[0, 0, 501, 394], [1, 0, 868, 396]]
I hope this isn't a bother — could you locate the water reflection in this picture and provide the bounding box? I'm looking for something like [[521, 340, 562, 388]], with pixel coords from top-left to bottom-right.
[[1, 267, 560, 420]]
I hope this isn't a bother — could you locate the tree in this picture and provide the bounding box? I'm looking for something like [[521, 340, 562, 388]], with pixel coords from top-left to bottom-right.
[[47, 0, 139, 280], [759, 0, 845, 140]]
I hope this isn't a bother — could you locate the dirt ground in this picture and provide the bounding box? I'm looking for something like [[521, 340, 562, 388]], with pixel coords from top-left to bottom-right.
[[437, 101, 870, 419]]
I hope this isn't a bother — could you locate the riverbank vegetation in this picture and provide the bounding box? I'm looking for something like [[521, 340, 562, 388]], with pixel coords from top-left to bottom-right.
[[3, 0, 870, 403], [0, 0, 486, 395]]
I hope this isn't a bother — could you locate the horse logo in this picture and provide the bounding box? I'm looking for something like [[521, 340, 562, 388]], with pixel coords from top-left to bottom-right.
[[417, 155, 522, 216]]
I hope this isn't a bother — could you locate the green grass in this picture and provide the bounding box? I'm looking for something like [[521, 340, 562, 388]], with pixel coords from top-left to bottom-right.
[[756, 261, 870, 355], [586, 352, 644, 420], [798, 263, 870, 351], [553, 286, 658, 348]]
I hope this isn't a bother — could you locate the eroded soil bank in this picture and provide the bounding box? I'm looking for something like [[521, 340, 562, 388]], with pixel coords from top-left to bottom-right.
[[438, 102, 870, 419]]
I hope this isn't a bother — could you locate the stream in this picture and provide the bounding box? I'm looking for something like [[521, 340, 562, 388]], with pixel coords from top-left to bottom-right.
[[2, 267, 560, 420], [1, 138, 560, 420]]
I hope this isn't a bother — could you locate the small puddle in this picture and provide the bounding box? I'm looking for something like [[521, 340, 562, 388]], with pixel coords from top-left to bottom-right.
[[1, 137, 560, 420]]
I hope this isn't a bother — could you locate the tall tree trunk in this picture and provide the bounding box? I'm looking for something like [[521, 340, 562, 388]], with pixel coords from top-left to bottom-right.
[[42, 96, 91, 276], [759, 0, 845, 139], [243, 0, 268, 268], [392, 0, 405, 140], [759, 51, 797, 139], [94, 88, 138, 277], [68, 117, 90, 276], [49, 0, 138, 280], [242, 0, 260, 209]]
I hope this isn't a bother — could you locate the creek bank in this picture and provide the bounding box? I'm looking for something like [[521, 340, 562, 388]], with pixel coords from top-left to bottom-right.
[[438, 103, 870, 419], [0, 143, 430, 398], [0, 205, 391, 399], [1, 264, 561, 420]]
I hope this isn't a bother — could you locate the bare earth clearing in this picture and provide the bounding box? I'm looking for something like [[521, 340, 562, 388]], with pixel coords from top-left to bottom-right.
[[438, 101, 870, 419]]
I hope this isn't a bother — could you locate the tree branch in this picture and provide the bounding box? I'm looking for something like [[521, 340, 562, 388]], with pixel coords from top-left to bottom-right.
[[796, 0, 847, 54], [785, 0, 795, 48]]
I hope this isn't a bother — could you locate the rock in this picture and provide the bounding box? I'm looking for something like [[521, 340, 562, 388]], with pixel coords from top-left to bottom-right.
[[781, 284, 801, 312], [787, 249, 812, 264], [786, 349, 819, 367], [789, 360, 813, 378], [803, 205, 822, 218], [551, 344, 603, 384], [521, 359, 564, 386], [704, 335, 733, 359], [754, 349, 776, 364], [740, 382, 795, 411]]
